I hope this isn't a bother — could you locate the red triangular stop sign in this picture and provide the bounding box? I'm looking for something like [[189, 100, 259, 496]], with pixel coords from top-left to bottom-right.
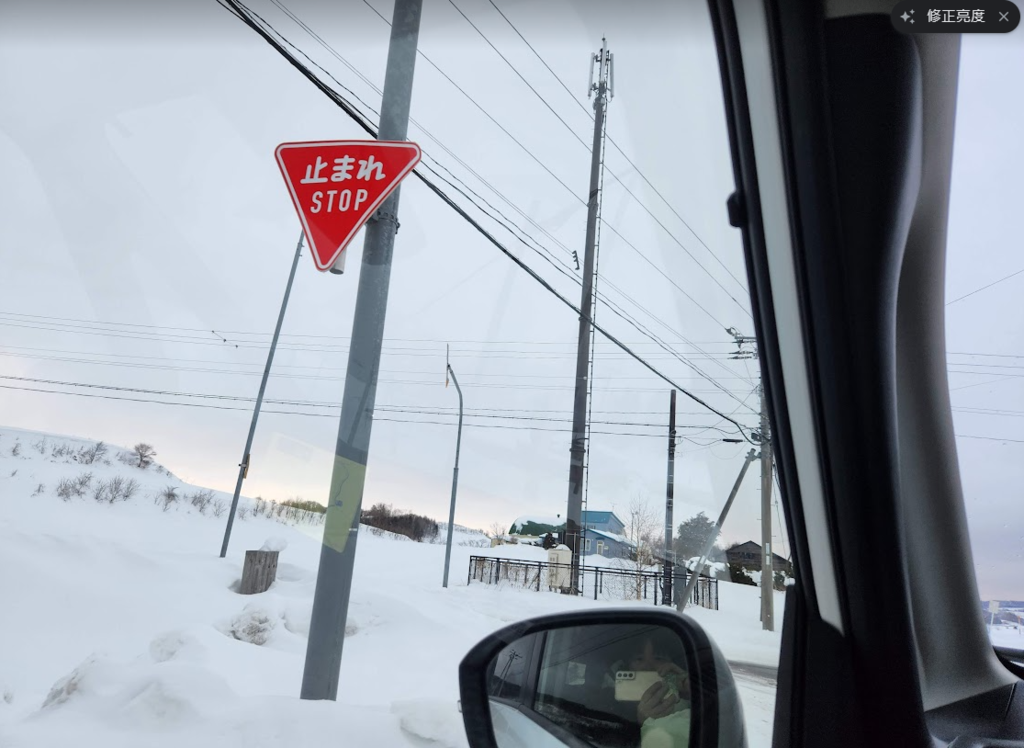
[[275, 140, 422, 271]]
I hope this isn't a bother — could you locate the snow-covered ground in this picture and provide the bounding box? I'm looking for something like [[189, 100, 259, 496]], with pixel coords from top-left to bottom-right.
[[0, 427, 783, 747], [989, 624, 1024, 649]]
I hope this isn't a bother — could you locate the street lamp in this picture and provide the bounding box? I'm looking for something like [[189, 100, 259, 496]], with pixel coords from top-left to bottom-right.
[[441, 345, 464, 588]]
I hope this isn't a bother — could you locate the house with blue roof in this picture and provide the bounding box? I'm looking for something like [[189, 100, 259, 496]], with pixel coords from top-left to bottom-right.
[[506, 510, 634, 558], [580, 510, 633, 559]]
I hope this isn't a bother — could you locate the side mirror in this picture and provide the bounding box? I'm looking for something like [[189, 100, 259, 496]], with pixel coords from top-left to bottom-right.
[[459, 609, 747, 748]]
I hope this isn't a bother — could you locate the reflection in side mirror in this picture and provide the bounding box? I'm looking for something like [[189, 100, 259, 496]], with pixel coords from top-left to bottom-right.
[[459, 610, 747, 748]]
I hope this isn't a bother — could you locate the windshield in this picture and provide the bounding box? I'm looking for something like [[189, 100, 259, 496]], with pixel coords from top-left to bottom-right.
[[946, 32, 1024, 647], [0, 1, 787, 746]]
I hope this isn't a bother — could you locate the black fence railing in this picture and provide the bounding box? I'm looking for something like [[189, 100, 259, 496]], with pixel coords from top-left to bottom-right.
[[467, 556, 719, 610]]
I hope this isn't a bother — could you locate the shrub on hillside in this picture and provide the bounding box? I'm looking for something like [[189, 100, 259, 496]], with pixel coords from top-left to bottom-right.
[[32, 483, 45, 497], [94, 476, 140, 504], [56, 473, 93, 500], [211, 499, 227, 518], [187, 489, 214, 514], [32, 438, 48, 455], [361, 503, 439, 543], [156, 485, 178, 511], [9, 441, 21, 457], [75, 441, 108, 465], [280, 498, 326, 514]]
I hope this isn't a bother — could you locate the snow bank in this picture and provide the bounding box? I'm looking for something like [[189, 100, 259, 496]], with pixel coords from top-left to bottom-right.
[[0, 426, 784, 747]]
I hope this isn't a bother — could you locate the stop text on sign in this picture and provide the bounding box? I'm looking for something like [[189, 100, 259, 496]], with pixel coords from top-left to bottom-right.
[[276, 140, 422, 271]]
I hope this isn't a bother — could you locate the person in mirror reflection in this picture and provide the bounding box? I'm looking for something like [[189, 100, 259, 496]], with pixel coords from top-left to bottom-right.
[[622, 630, 692, 748]]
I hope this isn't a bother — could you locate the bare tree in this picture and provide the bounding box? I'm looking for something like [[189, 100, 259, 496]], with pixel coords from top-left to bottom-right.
[[623, 494, 662, 599], [488, 521, 507, 539], [132, 443, 157, 469]]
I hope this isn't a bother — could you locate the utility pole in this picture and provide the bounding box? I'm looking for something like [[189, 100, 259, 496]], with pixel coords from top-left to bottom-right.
[[663, 390, 676, 605], [220, 232, 304, 558], [300, 0, 422, 701], [442, 346, 463, 588], [565, 39, 613, 592], [759, 384, 775, 631], [680, 449, 757, 612], [727, 326, 775, 632]]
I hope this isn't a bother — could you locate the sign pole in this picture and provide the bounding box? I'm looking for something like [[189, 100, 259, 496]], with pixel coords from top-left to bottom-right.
[[300, 0, 422, 701], [220, 231, 304, 558], [442, 346, 464, 588]]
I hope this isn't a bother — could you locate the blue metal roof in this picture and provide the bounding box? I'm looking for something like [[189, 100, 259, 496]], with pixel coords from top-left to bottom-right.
[[581, 510, 623, 526]]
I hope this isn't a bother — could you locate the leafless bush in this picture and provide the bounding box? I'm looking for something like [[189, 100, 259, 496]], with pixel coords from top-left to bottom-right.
[[96, 476, 140, 504], [254, 496, 267, 517], [211, 499, 227, 518], [9, 441, 21, 457], [32, 483, 45, 497], [75, 441, 108, 465], [121, 478, 140, 502], [157, 485, 179, 511], [51, 443, 73, 460], [32, 438, 48, 455], [188, 489, 214, 514], [56, 472, 93, 500], [56, 479, 76, 501]]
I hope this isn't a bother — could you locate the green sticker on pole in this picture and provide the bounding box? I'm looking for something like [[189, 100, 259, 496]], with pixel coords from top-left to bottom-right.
[[322, 454, 367, 554]]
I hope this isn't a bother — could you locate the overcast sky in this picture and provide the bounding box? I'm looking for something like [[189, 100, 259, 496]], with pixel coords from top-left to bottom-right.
[[0, 1, 1019, 599]]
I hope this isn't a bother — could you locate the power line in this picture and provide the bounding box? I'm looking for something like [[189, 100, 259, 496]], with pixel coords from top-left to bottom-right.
[[242, 2, 754, 407], [355, 0, 750, 324], [247, 1, 756, 401], [483, 0, 749, 295], [955, 433, 1024, 444], [217, 0, 757, 439], [0, 380, 729, 442], [0, 348, 756, 381], [947, 267, 1024, 306]]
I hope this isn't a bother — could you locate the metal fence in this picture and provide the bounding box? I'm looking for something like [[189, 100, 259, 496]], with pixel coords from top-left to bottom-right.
[[467, 555, 719, 610]]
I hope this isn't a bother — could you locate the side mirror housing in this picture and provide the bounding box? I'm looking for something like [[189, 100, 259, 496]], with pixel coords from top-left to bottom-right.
[[458, 609, 747, 748]]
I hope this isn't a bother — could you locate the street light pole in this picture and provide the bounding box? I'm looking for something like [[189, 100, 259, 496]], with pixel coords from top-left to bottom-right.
[[220, 232, 304, 558], [442, 345, 463, 588]]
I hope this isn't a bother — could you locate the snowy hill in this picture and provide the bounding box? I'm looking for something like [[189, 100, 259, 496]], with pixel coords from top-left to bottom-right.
[[0, 426, 783, 748]]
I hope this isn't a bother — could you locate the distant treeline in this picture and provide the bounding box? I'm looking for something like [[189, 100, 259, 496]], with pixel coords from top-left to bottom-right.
[[361, 503, 439, 542]]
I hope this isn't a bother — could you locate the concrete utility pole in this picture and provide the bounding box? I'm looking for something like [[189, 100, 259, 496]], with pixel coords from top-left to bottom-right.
[[220, 232, 304, 559], [442, 346, 463, 588], [300, 0, 422, 701], [726, 326, 775, 631], [680, 448, 758, 612], [565, 39, 613, 592], [663, 390, 676, 605], [759, 384, 775, 631]]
